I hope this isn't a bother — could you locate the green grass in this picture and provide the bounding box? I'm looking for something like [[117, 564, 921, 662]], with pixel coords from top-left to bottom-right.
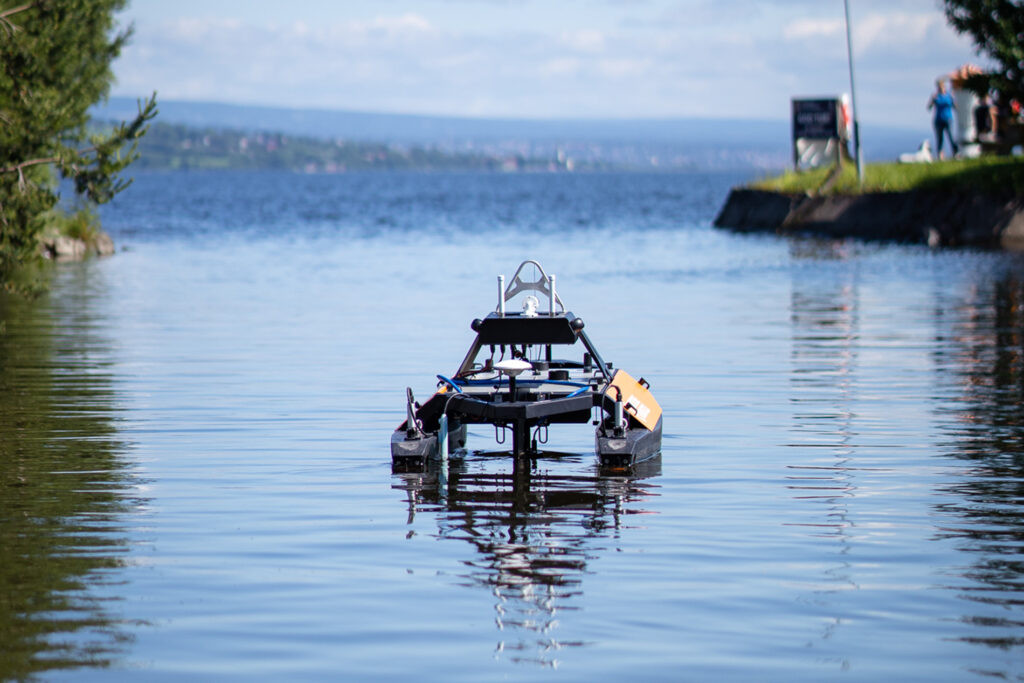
[[751, 156, 1024, 197], [35, 206, 103, 249]]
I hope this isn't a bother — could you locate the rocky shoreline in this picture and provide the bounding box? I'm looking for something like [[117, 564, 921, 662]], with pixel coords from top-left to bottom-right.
[[38, 228, 115, 261], [714, 188, 1024, 248]]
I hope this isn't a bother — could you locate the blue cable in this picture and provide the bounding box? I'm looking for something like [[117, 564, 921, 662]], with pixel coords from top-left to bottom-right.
[[456, 377, 588, 388], [436, 375, 464, 393]]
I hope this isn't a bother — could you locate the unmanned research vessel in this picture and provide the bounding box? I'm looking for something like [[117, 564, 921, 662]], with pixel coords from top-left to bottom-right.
[[391, 260, 662, 469]]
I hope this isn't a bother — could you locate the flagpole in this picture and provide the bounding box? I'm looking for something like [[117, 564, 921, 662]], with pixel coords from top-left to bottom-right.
[[843, 0, 863, 185]]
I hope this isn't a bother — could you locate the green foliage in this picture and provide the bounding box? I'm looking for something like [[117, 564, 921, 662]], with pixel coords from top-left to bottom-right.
[[752, 157, 1024, 197], [0, 166, 53, 293], [942, 0, 1024, 103], [0, 0, 156, 288], [40, 204, 101, 244]]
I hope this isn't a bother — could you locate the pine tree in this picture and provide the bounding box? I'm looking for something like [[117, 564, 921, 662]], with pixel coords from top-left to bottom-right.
[[942, 0, 1024, 103], [0, 0, 156, 289]]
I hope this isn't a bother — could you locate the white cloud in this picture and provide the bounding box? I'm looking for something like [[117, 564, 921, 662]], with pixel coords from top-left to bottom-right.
[[857, 12, 939, 51], [783, 18, 843, 41], [112, 2, 986, 127], [559, 28, 606, 53], [597, 57, 651, 79], [165, 17, 242, 43], [539, 57, 583, 78], [364, 13, 434, 35]]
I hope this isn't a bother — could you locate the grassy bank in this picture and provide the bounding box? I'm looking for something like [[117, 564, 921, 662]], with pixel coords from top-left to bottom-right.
[[752, 156, 1024, 198]]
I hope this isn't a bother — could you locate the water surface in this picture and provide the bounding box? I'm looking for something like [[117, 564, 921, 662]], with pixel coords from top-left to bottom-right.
[[2, 170, 1023, 680]]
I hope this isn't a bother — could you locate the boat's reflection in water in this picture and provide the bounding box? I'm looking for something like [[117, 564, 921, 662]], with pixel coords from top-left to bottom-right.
[[393, 452, 661, 666]]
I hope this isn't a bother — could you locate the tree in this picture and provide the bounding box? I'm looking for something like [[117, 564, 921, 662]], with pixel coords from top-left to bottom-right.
[[942, 0, 1024, 103], [0, 0, 156, 290]]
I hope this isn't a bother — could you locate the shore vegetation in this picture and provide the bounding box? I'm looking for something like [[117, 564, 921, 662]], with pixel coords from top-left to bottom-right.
[[752, 156, 1024, 198], [0, 0, 155, 293], [40, 205, 102, 245], [943, 0, 1024, 105]]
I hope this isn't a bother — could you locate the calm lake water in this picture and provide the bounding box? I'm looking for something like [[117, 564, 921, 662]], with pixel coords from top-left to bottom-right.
[[3, 170, 1024, 680]]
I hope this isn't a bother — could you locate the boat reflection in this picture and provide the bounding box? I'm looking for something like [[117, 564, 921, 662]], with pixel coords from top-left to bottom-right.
[[392, 452, 661, 666]]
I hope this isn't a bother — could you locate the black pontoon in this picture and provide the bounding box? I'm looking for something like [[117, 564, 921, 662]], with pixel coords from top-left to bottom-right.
[[391, 260, 662, 469]]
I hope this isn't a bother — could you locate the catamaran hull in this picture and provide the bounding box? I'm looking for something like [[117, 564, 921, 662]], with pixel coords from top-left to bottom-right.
[[390, 423, 467, 468], [390, 413, 662, 469], [597, 416, 663, 469]]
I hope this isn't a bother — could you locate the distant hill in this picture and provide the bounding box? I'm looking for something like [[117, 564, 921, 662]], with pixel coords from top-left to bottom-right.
[[96, 97, 928, 171], [126, 122, 597, 173]]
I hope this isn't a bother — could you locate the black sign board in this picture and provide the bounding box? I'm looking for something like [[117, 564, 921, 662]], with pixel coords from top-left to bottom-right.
[[792, 99, 838, 140]]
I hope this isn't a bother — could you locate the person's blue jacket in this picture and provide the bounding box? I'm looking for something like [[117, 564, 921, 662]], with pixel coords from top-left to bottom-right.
[[932, 93, 954, 123]]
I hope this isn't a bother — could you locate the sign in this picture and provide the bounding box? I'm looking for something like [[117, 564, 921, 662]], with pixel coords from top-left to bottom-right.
[[792, 99, 839, 140], [791, 96, 851, 170]]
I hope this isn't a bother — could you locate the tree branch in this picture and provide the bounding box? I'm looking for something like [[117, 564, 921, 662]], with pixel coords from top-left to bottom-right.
[[0, 1, 38, 21], [0, 156, 58, 175]]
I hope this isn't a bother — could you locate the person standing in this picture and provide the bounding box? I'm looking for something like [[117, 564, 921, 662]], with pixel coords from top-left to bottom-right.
[[974, 92, 998, 143], [928, 80, 958, 160]]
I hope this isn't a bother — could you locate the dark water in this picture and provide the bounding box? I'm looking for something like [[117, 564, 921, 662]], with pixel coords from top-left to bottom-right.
[[2, 170, 1024, 680]]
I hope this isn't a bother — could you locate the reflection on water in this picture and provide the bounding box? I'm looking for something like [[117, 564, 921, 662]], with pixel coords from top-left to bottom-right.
[[393, 454, 661, 666], [786, 261, 863, 669], [784, 240, 1024, 675], [0, 265, 140, 677], [933, 276, 1024, 653], [786, 246, 861, 525], [5, 171, 1024, 678]]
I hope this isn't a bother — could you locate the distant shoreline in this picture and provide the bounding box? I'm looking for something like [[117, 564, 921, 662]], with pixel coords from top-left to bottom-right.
[[126, 165, 758, 175], [125, 118, 780, 173]]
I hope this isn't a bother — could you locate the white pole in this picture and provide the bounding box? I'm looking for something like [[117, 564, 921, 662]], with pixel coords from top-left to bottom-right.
[[549, 275, 556, 316], [439, 414, 449, 463], [438, 414, 448, 497], [843, 0, 864, 185], [498, 275, 505, 316]]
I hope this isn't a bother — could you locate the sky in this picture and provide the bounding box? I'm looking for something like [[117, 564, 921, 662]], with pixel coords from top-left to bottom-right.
[[111, 0, 986, 130]]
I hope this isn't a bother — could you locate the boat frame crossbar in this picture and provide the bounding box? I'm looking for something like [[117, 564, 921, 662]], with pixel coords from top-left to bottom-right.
[[445, 390, 593, 457], [455, 327, 611, 385]]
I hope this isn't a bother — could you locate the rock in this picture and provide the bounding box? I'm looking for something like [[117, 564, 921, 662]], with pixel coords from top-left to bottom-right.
[[38, 230, 116, 260], [997, 199, 1024, 248], [41, 234, 85, 260], [713, 189, 793, 231], [93, 232, 115, 256], [715, 188, 1024, 248]]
